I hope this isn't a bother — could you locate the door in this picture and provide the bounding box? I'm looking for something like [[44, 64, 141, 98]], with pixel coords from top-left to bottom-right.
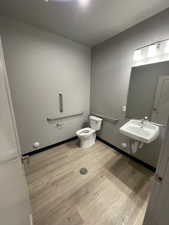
[[0, 159, 32, 225], [143, 162, 169, 225], [152, 76, 169, 124], [143, 118, 169, 225], [0, 38, 32, 225]]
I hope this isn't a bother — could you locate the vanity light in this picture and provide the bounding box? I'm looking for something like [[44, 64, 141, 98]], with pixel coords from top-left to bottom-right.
[[79, 0, 90, 7], [164, 40, 169, 54], [147, 44, 157, 57], [133, 50, 143, 61], [43, 0, 89, 5]]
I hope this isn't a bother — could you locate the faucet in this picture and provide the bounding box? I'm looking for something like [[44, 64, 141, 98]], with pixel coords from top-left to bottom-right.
[[140, 116, 166, 127], [140, 116, 148, 128]]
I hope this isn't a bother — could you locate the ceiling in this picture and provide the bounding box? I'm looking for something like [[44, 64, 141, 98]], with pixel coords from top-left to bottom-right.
[[0, 0, 169, 46]]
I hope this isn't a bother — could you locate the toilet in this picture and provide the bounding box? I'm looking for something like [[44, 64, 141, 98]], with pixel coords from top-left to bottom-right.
[[76, 116, 103, 148]]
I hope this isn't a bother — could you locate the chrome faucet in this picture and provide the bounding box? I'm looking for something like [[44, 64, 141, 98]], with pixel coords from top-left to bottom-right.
[[140, 116, 166, 127], [140, 116, 148, 127]]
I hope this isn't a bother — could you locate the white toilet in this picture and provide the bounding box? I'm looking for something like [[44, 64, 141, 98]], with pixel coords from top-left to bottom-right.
[[76, 116, 103, 148]]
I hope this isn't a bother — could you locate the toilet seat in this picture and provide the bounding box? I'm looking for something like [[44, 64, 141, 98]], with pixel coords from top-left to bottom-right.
[[76, 127, 95, 137]]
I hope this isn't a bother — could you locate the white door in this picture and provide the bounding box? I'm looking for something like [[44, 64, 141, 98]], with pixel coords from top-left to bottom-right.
[[143, 161, 169, 225], [0, 159, 32, 225], [0, 38, 32, 225], [143, 119, 169, 225], [152, 76, 169, 124]]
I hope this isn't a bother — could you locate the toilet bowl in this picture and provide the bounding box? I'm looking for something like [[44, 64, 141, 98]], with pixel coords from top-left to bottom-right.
[[76, 116, 103, 148], [76, 127, 96, 148]]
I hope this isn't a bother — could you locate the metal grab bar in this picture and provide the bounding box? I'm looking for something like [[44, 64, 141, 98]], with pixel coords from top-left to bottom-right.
[[59, 92, 63, 113], [91, 112, 119, 123], [46, 112, 84, 122]]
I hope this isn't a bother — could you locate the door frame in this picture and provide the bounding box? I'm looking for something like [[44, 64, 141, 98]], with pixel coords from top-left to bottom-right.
[[0, 37, 21, 157], [143, 117, 169, 225], [152, 75, 169, 123]]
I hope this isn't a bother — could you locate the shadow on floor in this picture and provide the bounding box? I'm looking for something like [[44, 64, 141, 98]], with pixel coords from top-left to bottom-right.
[[105, 155, 154, 198]]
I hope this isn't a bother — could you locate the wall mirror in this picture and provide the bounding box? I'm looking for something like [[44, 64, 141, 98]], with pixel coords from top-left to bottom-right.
[[126, 40, 169, 125]]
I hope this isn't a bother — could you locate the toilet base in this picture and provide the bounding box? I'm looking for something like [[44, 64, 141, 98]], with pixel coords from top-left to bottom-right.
[[79, 133, 96, 149]]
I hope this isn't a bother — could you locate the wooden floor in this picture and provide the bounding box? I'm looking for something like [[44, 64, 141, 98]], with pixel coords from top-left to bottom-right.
[[24, 140, 154, 225]]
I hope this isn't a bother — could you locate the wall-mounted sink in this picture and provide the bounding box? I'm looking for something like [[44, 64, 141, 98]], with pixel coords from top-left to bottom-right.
[[120, 119, 160, 143]]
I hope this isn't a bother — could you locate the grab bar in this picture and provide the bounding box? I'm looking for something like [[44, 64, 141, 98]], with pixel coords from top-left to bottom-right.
[[91, 112, 119, 123], [59, 92, 63, 113], [46, 112, 84, 122]]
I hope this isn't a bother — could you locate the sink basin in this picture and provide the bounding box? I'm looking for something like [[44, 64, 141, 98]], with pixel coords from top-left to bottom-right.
[[120, 119, 160, 143]]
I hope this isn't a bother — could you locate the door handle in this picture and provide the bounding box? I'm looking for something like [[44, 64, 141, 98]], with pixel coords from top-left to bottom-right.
[[155, 174, 163, 183], [59, 92, 63, 113]]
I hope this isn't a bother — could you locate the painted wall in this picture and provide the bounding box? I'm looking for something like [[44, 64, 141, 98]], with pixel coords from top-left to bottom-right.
[[91, 9, 169, 167], [0, 17, 91, 154]]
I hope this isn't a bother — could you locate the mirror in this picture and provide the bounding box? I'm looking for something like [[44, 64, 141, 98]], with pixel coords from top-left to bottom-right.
[[126, 60, 169, 125]]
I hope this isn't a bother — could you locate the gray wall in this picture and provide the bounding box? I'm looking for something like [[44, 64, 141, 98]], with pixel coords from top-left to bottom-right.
[[0, 17, 91, 154], [91, 9, 169, 167], [127, 61, 169, 119]]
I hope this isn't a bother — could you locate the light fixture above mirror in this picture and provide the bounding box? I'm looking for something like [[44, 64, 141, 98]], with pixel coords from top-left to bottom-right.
[[133, 39, 169, 67], [133, 50, 143, 61], [147, 44, 157, 58], [43, 0, 90, 7]]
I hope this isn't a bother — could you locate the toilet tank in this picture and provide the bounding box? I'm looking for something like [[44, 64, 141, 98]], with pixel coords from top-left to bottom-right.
[[89, 116, 103, 131]]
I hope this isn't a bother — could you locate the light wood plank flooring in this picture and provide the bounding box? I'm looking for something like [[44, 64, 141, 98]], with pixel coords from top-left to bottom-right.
[[24, 140, 154, 225]]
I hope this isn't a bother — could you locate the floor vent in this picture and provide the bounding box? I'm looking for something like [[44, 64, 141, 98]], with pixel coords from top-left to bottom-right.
[[80, 168, 88, 175]]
